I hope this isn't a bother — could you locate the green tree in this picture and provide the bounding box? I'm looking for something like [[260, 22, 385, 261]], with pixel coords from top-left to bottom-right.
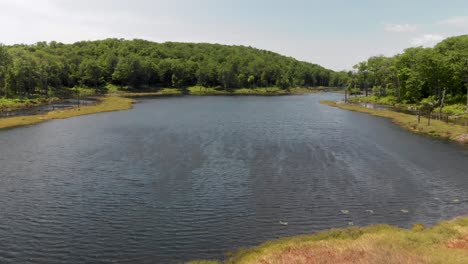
[[0, 45, 12, 96], [79, 59, 103, 89]]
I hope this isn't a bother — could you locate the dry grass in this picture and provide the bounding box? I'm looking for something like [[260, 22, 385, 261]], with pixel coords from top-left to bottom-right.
[[320, 100, 468, 145], [248, 239, 430, 264], [447, 235, 468, 250], [191, 217, 468, 264], [0, 96, 135, 130]]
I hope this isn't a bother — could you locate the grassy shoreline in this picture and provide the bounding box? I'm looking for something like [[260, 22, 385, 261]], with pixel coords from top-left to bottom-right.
[[0, 97, 62, 113], [190, 216, 468, 264], [187, 87, 323, 96], [321, 100, 468, 145], [108, 88, 183, 97], [0, 87, 331, 129], [0, 97, 135, 130], [347, 95, 468, 118]]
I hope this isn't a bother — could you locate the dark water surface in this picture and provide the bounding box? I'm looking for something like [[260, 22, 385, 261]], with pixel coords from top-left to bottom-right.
[[0, 94, 467, 263]]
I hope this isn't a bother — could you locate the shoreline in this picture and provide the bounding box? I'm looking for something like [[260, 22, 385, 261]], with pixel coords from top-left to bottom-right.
[[0, 97, 62, 113], [321, 100, 468, 145], [0, 89, 332, 129], [0, 97, 135, 130], [186, 87, 325, 96], [190, 216, 468, 264]]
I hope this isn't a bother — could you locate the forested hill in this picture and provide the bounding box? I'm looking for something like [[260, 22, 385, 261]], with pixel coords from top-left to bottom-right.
[[0, 39, 346, 97], [348, 35, 468, 106]]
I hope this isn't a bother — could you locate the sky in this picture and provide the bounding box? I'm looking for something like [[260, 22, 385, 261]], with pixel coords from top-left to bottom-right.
[[0, 0, 467, 71]]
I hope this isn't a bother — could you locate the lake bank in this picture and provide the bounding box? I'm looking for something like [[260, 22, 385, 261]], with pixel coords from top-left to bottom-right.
[[190, 216, 468, 264], [0, 88, 336, 129], [0, 97, 62, 113], [186, 87, 325, 96], [321, 100, 468, 145], [0, 97, 135, 130], [348, 95, 468, 119]]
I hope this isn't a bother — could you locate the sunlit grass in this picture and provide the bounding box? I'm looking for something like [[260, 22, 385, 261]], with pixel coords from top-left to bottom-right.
[[110, 88, 183, 97], [188, 86, 321, 96], [233, 87, 289, 95], [188, 86, 232, 95], [348, 95, 399, 106], [321, 100, 468, 144], [0, 96, 135, 130], [193, 217, 468, 264]]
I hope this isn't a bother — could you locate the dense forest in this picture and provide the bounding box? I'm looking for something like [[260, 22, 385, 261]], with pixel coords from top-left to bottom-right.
[[0, 35, 466, 109], [0, 39, 348, 97], [347, 35, 468, 110]]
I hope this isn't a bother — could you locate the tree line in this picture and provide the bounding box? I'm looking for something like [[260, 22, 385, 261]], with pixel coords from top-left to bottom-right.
[[1, 36, 464, 105], [0, 39, 348, 97], [347, 35, 468, 108]]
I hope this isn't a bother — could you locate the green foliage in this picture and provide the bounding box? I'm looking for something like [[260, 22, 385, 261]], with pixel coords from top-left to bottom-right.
[[0, 39, 342, 98], [436, 104, 467, 115], [1, 35, 466, 109], [187, 86, 295, 96], [350, 95, 398, 105], [348, 35, 468, 109], [0, 97, 56, 111], [322, 100, 468, 142], [188, 86, 229, 95]]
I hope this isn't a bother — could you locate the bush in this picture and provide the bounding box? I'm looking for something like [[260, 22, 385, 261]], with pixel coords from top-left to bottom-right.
[[440, 104, 466, 115]]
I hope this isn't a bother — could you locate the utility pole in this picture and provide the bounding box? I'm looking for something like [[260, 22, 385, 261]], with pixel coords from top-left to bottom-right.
[[465, 59, 468, 112], [344, 85, 348, 103]]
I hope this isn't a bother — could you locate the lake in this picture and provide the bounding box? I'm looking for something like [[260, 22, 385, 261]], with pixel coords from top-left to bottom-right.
[[0, 93, 467, 263]]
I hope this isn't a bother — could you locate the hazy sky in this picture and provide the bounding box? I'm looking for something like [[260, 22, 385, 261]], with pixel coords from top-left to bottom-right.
[[0, 0, 467, 70]]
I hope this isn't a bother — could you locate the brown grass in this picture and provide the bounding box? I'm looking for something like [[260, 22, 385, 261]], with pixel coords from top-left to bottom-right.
[[253, 239, 430, 264], [0, 96, 135, 130], [189, 217, 468, 264], [447, 235, 468, 250], [191, 217, 468, 264]]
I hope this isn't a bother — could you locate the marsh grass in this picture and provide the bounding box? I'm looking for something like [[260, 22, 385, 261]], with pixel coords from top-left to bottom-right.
[[111, 88, 183, 97], [188, 86, 321, 96], [321, 100, 468, 144], [0, 97, 60, 112], [193, 217, 468, 264], [188, 86, 233, 95], [348, 95, 399, 106], [0, 97, 135, 130], [233, 88, 289, 95]]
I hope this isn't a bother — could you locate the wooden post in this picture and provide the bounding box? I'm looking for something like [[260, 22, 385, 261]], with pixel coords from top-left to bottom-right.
[[418, 110, 421, 123], [428, 112, 431, 126]]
